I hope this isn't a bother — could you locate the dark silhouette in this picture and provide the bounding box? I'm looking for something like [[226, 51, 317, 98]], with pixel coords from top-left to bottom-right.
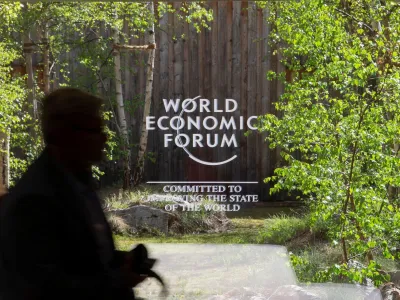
[[0, 88, 145, 300]]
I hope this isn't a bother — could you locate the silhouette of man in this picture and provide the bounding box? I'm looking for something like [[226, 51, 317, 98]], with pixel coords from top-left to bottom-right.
[[0, 88, 145, 300]]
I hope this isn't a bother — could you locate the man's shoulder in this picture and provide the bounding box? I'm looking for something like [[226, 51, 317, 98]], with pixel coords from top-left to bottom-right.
[[11, 150, 61, 199], [0, 150, 63, 217]]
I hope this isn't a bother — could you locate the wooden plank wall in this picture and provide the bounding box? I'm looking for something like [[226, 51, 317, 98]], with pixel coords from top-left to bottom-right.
[[143, 1, 285, 201], [52, 1, 286, 201]]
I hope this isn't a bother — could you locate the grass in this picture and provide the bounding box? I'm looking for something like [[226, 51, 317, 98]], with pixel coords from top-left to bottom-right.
[[100, 184, 165, 210], [258, 215, 309, 245], [226, 206, 301, 219], [113, 208, 312, 252], [112, 204, 305, 250], [114, 218, 265, 250]]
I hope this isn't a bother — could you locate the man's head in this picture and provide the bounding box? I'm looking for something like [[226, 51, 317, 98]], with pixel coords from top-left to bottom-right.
[[41, 88, 107, 169]]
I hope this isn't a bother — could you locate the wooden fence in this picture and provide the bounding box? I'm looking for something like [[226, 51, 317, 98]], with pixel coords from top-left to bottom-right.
[[8, 1, 289, 201], [140, 1, 286, 200]]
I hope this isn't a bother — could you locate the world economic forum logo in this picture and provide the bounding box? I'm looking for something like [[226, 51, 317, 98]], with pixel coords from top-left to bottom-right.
[[146, 96, 258, 166]]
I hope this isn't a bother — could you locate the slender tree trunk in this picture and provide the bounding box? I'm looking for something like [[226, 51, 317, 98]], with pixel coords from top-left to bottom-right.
[[0, 128, 10, 192], [133, 1, 156, 186], [96, 21, 105, 97], [52, 63, 59, 90], [42, 22, 50, 95], [5, 128, 9, 189], [113, 12, 131, 190], [22, 3, 37, 120]]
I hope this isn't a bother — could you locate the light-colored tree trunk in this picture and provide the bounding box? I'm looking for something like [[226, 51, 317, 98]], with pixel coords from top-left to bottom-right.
[[0, 129, 5, 193], [113, 11, 131, 190], [22, 3, 37, 120], [133, 1, 156, 186], [0, 128, 10, 193], [96, 21, 105, 97], [4, 129, 9, 189], [41, 22, 50, 95], [52, 63, 59, 90]]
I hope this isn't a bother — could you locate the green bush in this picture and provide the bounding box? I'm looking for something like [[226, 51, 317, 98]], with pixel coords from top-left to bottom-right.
[[257, 214, 309, 245], [290, 244, 343, 283]]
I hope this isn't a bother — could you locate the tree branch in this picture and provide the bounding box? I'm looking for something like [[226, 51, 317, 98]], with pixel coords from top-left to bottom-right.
[[112, 43, 156, 51], [97, 74, 121, 135], [334, 8, 374, 33]]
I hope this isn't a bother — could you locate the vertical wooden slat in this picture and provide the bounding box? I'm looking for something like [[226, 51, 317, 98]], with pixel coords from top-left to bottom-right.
[[240, 1, 248, 186], [256, 6, 262, 197], [198, 28, 204, 97], [173, 2, 183, 181], [231, 1, 241, 183], [189, 20, 200, 181], [211, 0, 218, 99], [159, 11, 169, 181], [123, 19, 131, 102], [183, 17, 190, 181], [211, 0, 218, 170], [147, 1, 156, 182], [168, 4, 174, 180], [226, 0, 233, 183], [217, 1, 227, 181], [247, 2, 257, 194], [198, 29, 206, 181], [189, 24, 199, 105], [261, 7, 271, 200], [183, 21, 190, 100], [199, 7, 212, 181], [150, 2, 163, 180], [197, 26, 206, 181]]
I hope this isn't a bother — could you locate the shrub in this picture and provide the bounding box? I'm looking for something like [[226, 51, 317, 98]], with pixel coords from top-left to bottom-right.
[[257, 214, 309, 245]]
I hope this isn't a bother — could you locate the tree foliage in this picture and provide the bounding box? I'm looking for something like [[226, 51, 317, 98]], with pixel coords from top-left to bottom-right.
[[258, 0, 400, 286], [0, 1, 213, 185]]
